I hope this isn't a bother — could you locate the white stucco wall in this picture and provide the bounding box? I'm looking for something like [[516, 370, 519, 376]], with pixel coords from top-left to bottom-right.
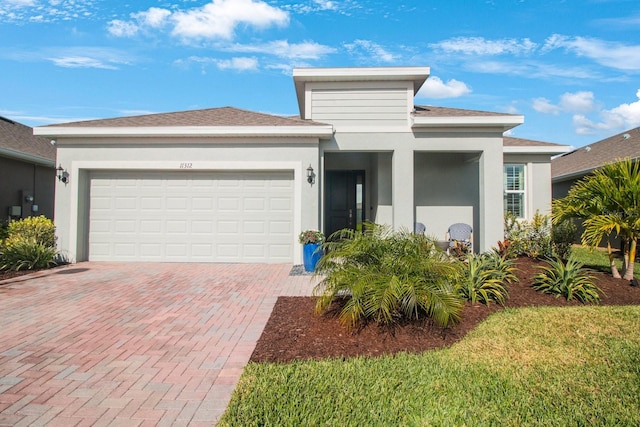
[[54, 137, 321, 263]]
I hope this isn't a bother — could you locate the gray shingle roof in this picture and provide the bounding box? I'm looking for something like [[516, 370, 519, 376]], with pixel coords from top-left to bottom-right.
[[0, 116, 56, 163], [503, 136, 563, 147], [552, 127, 640, 180], [414, 105, 518, 118], [44, 107, 325, 128]]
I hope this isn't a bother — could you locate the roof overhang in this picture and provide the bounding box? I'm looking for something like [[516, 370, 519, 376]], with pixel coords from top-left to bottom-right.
[[552, 155, 640, 182], [411, 115, 524, 131], [504, 145, 572, 155], [293, 66, 430, 118], [0, 147, 55, 167], [34, 125, 335, 139]]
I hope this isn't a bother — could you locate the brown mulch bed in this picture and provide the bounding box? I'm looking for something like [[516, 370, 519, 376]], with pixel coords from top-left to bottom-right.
[[251, 257, 640, 363], [0, 269, 36, 282]]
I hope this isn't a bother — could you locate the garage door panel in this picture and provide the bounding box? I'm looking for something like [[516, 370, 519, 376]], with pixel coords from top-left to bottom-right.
[[89, 171, 294, 263]]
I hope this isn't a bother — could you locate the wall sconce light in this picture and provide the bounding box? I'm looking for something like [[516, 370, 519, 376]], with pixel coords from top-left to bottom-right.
[[306, 164, 314, 184], [24, 195, 34, 203], [56, 164, 69, 184]]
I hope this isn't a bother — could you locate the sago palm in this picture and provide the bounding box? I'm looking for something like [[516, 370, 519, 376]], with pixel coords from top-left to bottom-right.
[[552, 158, 640, 280]]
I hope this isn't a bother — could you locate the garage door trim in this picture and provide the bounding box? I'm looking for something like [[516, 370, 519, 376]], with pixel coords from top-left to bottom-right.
[[67, 161, 304, 264]]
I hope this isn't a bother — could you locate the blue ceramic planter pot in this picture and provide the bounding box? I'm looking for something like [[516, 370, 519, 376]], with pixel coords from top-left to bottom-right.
[[303, 243, 322, 272]]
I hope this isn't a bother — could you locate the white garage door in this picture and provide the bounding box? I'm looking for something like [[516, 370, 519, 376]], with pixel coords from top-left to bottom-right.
[[88, 171, 294, 263]]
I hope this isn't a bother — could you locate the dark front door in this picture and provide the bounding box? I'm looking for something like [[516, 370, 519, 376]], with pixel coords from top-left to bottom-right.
[[325, 170, 365, 238]]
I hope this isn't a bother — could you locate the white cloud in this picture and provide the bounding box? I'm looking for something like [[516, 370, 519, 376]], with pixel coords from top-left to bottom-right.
[[5, 0, 37, 6], [573, 89, 640, 134], [175, 56, 259, 72], [47, 56, 118, 69], [0, 0, 97, 23], [43, 47, 133, 70], [215, 56, 259, 70], [134, 7, 171, 28], [107, 19, 139, 37], [417, 76, 471, 99], [344, 39, 397, 63], [543, 34, 640, 72], [533, 91, 595, 116], [107, 0, 289, 42], [313, 0, 337, 10], [559, 91, 594, 113], [174, 56, 259, 73], [171, 0, 288, 40], [430, 37, 538, 56], [225, 40, 335, 59], [532, 97, 561, 115]]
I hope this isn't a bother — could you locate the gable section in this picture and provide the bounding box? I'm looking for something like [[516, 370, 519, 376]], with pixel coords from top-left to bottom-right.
[[307, 82, 412, 130]]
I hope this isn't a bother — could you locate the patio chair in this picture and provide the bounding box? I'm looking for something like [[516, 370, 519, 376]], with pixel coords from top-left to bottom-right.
[[446, 223, 473, 254], [414, 222, 426, 235]]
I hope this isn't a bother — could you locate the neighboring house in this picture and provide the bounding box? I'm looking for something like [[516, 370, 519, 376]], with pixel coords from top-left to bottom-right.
[[552, 127, 640, 199], [35, 66, 569, 264], [0, 116, 56, 222]]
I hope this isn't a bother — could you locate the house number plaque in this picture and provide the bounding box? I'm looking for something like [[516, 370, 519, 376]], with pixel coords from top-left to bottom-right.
[[179, 162, 193, 169]]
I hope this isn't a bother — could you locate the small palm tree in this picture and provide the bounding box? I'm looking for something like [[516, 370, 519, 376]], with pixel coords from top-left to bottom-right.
[[313, 224, 464, 330], [553, 158, 640, 280]]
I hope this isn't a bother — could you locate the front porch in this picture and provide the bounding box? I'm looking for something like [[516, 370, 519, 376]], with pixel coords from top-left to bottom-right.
[[321, 150, 500, 251]]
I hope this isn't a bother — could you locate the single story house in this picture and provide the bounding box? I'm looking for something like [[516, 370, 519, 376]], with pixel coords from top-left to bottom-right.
[[1, 116, 56, 221], [552, 127, 640, 199], [35, 66, 569, 264]]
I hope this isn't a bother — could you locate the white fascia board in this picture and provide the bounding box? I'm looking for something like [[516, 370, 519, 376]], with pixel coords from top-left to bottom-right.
[[411, 115, 524, 130], [503, 145, 572, 155], [0, 147, 55, 167], [293, 66, 430, 84], [34, 125, 335, 139]]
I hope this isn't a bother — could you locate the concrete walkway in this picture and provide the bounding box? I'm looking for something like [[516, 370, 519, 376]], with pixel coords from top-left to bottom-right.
[[0, 263, 316, 426]]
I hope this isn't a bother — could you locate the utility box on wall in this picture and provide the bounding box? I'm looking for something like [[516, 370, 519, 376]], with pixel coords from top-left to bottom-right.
[[9, 205, 21, 217]]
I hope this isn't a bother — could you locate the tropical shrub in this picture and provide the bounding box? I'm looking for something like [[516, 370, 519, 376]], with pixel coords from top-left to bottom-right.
[[314, 224, 464, 330], [5, 215, 56, 247], [1, 216, 58, 271], [1, 238, 57, 271], [457, 251, 517, 305], [505, 211, 553, 259], [532, 255, 602, 303], [551, 219, 577, 260]]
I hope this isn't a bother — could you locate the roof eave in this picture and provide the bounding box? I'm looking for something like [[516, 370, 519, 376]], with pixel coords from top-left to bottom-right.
[[504, 145, 572, 155], [34, 125, 335, 139], [0, 147, 55, 167], [411, 115, 524, 131]]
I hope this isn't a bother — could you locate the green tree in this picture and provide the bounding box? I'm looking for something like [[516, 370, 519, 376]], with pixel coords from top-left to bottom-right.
[[552, 158, 640, 280]]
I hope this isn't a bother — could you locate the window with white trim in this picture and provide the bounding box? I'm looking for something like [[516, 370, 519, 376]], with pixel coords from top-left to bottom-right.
[[504, 164, 525, 218]]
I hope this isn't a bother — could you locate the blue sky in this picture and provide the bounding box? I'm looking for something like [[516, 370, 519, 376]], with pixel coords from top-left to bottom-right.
[[1, 0, 639, 147]]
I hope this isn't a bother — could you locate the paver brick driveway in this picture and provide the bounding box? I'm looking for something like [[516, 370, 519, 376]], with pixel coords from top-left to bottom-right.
[[0, 262, 316, 426]]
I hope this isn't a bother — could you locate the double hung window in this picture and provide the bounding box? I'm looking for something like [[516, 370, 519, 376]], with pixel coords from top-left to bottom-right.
[[504, 164, 525, 218]]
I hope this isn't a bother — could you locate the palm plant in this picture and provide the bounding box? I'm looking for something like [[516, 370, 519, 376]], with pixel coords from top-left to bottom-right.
[[552, 158, 640, 280], [532, 255, 602, 303], [313, 224, 463, 330], [457, 251, 517, 306]]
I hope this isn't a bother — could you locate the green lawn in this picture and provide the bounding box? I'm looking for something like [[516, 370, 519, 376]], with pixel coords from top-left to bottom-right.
[[572, 244, 640, 279], [220, 305, 640, 426]]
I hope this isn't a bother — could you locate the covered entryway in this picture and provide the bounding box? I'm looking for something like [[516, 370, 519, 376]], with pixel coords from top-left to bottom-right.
[[88, 170, 294, 262]]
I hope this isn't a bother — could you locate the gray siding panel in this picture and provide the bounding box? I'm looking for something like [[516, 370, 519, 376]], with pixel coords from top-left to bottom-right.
[[310, 88, 409, 127]]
